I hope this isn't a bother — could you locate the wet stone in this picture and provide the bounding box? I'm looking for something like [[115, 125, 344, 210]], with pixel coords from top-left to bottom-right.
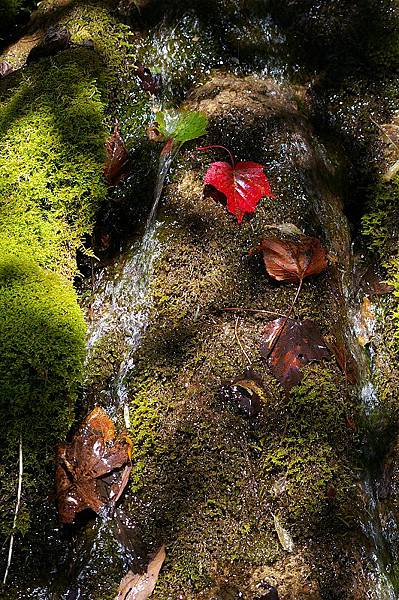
[[27, 26, 71, 63], [253, 581, 279, 599], [0, 61, 13, 78]]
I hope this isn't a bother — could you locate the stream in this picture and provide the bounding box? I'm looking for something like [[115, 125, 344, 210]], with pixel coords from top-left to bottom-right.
[[2, 1, 399, 599]]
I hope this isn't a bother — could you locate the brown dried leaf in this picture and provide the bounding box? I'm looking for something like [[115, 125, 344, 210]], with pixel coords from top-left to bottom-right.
[[115, 545, 166, 600], [326, 336, 358, 385], [251, 236, 328, 282], [56, 407, 132, 524], [260, 318, 330, 390], [104, 126, 130, 186]]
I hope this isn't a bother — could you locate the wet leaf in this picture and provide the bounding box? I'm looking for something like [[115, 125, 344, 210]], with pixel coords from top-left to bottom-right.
[[326, 336, 358, 385], [56, 407, 132, 524], [104, 126, 130, 186], [204, 160, 273, 223], [273, 515, 294, 552], [251, 236, 328, 282], [221, 368, 267, 417], [155, 109, 207, 143], [355, 261, 394, 297], [115, 545, 166, 600], [260, 318, 330, 390]]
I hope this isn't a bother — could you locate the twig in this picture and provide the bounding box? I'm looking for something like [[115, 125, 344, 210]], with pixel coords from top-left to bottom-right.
[[223, 307, 289, 318], [3, 436, 23, 586], [234, 316, 251, 365], [369, 114, 399, 151]]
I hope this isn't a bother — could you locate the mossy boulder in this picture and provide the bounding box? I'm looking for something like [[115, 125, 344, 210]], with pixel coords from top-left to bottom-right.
[[0, 1, 138, 589], [84, 74, 381, 598]]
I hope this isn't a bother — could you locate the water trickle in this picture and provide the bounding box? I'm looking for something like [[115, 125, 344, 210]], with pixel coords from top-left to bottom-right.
[[86, 153, 174, 421]]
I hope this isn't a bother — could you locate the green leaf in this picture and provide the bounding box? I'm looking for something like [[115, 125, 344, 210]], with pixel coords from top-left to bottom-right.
[[155, 109, 207, 143]]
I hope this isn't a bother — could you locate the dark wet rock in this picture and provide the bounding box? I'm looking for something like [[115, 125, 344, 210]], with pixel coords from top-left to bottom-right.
[[0, 61, 13, 78], [81, 39, 95, 49], [27, 26, 71, 63], [220, 368, 266, 417], [253, 581, 279, 599]]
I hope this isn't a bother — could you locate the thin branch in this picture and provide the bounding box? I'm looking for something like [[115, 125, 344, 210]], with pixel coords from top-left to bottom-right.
[[3, 436, 23, 586], [234, 316, 251, 365], [369, 114, 399, 151], [222, 307, 289, 318]]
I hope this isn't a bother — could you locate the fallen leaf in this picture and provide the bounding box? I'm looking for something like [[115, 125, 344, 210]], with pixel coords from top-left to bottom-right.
[[221, 368, 268, 417], [251, 236, 328, 283], [273, 515, 294, 552], [203, 161, 273, 223], [104, 126, 130, 186], [56, 407, 132, 524], [260, 318, 330, 390], [115, 545, 166, 600], [355, 261, 394, 297], [326, 336, 358, 385]]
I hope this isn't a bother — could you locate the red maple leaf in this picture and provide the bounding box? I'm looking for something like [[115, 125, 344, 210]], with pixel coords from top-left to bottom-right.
[[198, 146, 273, 223]]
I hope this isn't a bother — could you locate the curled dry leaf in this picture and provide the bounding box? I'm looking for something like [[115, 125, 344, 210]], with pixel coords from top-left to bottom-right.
[[273, 515, 294, 552], [115, 545, 166, 600], [221, 368, 269, 417], [56, 406, 132, 524], [326, 335, 358, 385], [104, 126, 130, 186], [251, 236, 328, 283], [260, 318, 330, 390], [0, 61, 13, 78], [204, 161, 273, 224]]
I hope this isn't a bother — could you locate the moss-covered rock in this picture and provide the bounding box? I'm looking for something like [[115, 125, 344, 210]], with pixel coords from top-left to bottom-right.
[[0, 1, 140, 590], [104, 74, 377, 599]]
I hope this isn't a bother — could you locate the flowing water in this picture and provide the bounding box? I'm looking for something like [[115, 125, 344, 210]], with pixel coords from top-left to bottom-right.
[[4, 2, 399, 598], [71, 4, 399, 597]]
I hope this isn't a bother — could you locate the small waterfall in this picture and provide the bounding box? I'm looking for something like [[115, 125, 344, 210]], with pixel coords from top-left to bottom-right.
[[347, 295, 397, 598], [86, 150, 174, 421]]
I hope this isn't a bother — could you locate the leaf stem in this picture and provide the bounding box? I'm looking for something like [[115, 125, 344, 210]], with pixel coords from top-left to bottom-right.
[[234, 316, 251, 365], [196, 144, 235, 166]]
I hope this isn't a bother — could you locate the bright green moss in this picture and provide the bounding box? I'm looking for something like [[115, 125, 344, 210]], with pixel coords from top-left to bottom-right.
[[362, 175, 399, 352], [0, 49, 108, 276], [0, 250, 86, 535], [0, 30, 111, 553]]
